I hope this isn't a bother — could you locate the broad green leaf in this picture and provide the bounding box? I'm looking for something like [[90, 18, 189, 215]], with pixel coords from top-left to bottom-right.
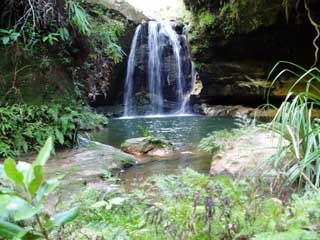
[[33, 137, 53, 167], [46, 207, 79, 230], [0, 220, 28, 239], [55, 129, 64, 145], [35, 177, 61, 203], [3, 158, 25, 189], [28, 166, 44, 197], [2, 36, 10, 45], [0, 195, 41, 221]]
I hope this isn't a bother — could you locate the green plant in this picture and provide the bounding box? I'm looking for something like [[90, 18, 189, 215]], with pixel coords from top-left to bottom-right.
[[59, 169, 320, 239], [0, 137, 79, 239], [267, 61, 320, 190], [0, 104, 107, 157], [0, 29, 20, 45], [67, 0, 91, 35], [138, 125, 150, 137]]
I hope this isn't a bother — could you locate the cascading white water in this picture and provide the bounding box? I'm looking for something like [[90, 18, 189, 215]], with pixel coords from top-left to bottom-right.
[[160, 22, 183, 107], [148, 22, 163, 114], [123, 25, 142, 116], [123, 21, 194, 117], [180, 62, 197, 113]]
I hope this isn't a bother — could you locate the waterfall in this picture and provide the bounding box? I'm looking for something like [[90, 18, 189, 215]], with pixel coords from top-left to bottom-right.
[[123, 25, 142, 116], [123, 21, 194, 117], [148, 22, 163, 114]]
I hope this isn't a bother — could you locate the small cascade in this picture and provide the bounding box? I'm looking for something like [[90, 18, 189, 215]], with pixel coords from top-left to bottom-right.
[[180, 62, 197, 113], [123, 25, 142, 116], [123, 21, 194, 117], [148, 22, 163, 114]]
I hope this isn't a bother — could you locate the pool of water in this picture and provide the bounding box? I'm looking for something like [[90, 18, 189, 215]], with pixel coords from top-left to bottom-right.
[[91, 115, 238, 186]]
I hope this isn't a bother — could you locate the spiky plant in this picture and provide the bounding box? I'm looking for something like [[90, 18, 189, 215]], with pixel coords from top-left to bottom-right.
[[267, 61, 320, 190]]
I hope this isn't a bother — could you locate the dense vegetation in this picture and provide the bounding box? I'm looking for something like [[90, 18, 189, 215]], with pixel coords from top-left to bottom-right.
[[56, 170, 320, 239], [1, 0, 320, 239], [0, 0, 123, 157], [0, 0, 127, 103], [0, 104, 107, 157]]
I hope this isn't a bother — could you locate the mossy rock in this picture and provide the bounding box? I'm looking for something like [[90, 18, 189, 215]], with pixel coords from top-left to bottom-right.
[[121, 137, 174, 157]]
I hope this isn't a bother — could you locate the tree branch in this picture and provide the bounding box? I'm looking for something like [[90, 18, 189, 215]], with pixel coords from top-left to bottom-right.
[[304, 0, 320, 67]]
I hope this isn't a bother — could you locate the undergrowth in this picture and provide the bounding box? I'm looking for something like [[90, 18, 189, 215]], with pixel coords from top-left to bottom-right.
[[59, 169, 320, 240], [0, 104, 107, 157]]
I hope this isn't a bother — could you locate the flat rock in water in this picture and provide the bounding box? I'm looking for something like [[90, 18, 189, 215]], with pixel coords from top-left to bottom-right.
[[45, 138, 139, 186], [210, 128, 279, 178], [121, 137, 174, 157]]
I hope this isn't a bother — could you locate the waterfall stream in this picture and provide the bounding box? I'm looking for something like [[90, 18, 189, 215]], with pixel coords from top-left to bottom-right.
[[123, 21, 195, 117], [123, 25, 142, 116]]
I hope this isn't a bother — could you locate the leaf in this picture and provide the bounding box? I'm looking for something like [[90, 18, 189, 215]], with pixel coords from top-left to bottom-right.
[[1, 36, 10, 45], [0, 220, 28, 239], [0, 195, 41, 221], [28, 165, 44, 197], [90, 200, 108, 208], [3, 158, 25, 189], [55, 129, 64, 145], [35, 177, 61, 203], [46, 207, 79, 230], [33, 137, 53, 166]]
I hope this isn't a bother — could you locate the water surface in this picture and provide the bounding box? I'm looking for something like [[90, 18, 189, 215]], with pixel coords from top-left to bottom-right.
[[92, 115, 238, 186]]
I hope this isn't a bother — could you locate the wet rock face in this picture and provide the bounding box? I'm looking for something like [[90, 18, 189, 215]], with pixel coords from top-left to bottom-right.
[[121, 137, 175, 157], [186, 0, 319, 107]]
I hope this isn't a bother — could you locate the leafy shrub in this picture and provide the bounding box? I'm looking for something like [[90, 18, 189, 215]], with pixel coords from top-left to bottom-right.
[[0, 104, 107, 157], [59, 169, 320, 239], [267, 62, 320, 190], [0, 137, 79, 239]]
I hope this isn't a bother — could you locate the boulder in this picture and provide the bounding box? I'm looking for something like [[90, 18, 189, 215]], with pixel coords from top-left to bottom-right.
[[193, 103, 277, 119], [209, 128, 279, 178], [45, 138, 139, 186], [121, 137, 175, 157]]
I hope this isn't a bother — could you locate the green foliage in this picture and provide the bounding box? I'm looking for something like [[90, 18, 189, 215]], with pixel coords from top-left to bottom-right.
[[267, 62, 320, 190], [187, 0, 282, 56], [59, 170, 320, 239], [138, 125, 150, 137], [0, 104, 107, 157], [198, 10, 217, 29], [67, 0, 91, 35], [0, 29, 20, 45], [198, 129, 239, 154], [0, 138, 79, 239], [199, 119, 253, 154], [88, 6, 126, 64]]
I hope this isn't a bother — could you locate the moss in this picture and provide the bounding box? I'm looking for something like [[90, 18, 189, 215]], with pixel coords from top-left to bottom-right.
[[186, 0, 283, 58]]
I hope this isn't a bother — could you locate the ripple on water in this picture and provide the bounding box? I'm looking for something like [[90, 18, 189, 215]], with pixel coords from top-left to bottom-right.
[[91, 115, 238, 188]]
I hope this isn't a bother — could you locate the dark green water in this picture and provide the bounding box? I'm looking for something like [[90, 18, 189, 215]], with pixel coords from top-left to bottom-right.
[[92, 115, 238, 186]]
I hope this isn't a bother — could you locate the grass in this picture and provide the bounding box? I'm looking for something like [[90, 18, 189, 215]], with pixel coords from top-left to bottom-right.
[[266, 62, 320, 190], [57, 169, 320, 240]]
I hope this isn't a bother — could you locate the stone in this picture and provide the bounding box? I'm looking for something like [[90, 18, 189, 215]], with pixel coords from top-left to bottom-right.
[[192, 103, 276, 119], [121, 137, 175, 157], [44, 138, 139, 186], [209, 128, 280, 178]]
